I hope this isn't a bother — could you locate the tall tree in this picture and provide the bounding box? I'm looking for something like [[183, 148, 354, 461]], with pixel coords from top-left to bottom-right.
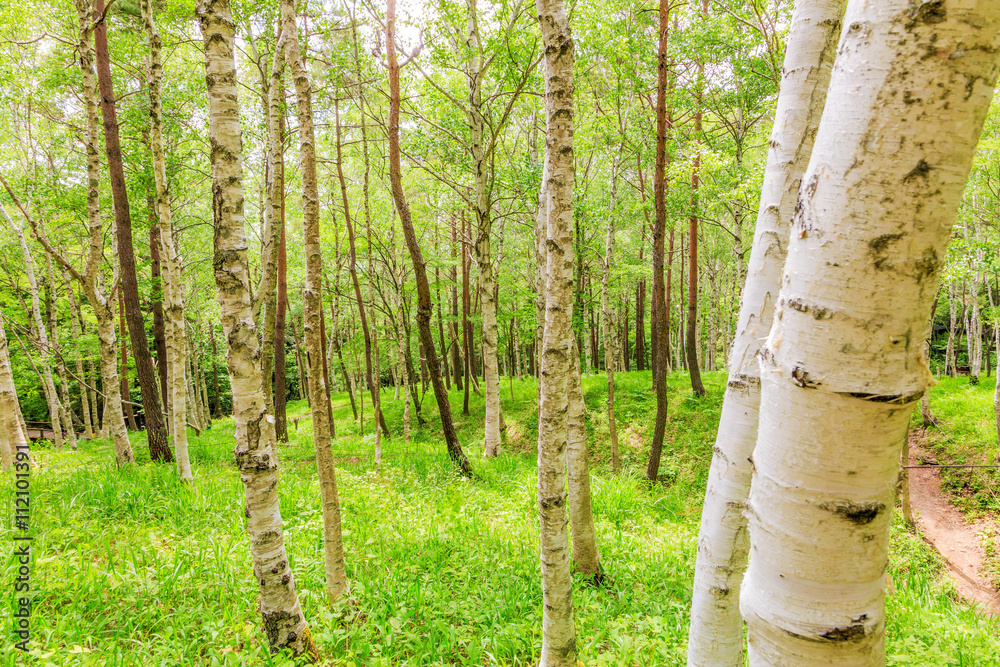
[[686, 1, 844, 662], [92, 0, 171, 463], [741, 0, 1000, 661], [281, 0, 350, 602], [196, 0, 317, 656], [535, 0, 577, 661], [685, 0, 707, 398], [142, 0, 191, 481], [645, 0, 672, 481], [386, 0, 472, 477]]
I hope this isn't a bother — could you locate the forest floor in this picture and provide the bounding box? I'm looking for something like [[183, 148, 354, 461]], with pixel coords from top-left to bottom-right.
[[2, 371, 999, 666]]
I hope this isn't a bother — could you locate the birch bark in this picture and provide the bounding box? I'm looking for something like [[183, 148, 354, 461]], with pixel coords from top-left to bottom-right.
[[741, 1, 1000, 662], [465, 0, 502, 458], [536, 0, 577, 661], [142, 0, 191, 480], [281, 0, 350, 603], [687, 1, 844, 663], [196, 0, 317, 655]]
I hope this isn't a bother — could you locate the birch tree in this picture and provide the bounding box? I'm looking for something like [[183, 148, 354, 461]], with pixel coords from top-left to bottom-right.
[[741, 0, 1000, 662], [536, 0, 577, 661], [687, 1, 844, 662], [196, 0, 317, 655], [141, 0, 192, 481]]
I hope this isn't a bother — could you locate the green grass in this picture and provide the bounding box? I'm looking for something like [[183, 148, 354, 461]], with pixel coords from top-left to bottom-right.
[[1, 371, 997, 665]]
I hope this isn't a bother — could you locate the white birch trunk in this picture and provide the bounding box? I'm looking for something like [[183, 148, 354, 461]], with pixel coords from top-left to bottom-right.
[[141, 0, 191, 480], [687, 2, 845, 663], [281, 0, 350, 603], [536, 0, 577, 662], [741, 1, 1000, 662], [196, 0, 317, 655]]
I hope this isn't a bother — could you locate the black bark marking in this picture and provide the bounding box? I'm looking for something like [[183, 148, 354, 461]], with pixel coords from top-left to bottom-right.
[[902, 159, 931, 182], [821, 500, 885, 525], [791, 365, 819, 388], [868, 233, 904, 270]]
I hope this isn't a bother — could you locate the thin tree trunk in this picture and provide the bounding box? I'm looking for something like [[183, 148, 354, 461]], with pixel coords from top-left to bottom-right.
[[292, 316, 308, 405], [118, 290, 138, 432], [275, 217, 289, 441], [142, 0, 190, 479], [603, 183, 620, 474], [741, 2, 1000, 662], [465, 0, 502, 457], [149, 220, 169, 416], [687, 2, 844, 663], [258, 42, 286, 417], [93, 0, 171, 463], [196, 0, 318, 656], [281, 0, 350, 603], [646, 0, 672, 481], [386, 0, 471, 477], [686, 3, 706, 398], [46, 257, 78, 450], [536, 0, 578, 661], [64, 271, 94, 439], [210, 325, 223, 416]]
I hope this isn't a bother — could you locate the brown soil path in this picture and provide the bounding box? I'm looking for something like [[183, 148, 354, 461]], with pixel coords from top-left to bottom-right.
[[907, 438, 1000, 616]]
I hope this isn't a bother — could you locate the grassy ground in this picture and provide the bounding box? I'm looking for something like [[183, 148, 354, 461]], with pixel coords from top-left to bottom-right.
[[2, 371, 998, 666]]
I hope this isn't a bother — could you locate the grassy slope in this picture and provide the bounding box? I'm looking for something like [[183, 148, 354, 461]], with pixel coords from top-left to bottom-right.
[[1, 371, 997, 666]]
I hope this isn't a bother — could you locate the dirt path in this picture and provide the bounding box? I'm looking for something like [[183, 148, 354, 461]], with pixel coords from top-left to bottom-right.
[[907, 437, 1000, 616]]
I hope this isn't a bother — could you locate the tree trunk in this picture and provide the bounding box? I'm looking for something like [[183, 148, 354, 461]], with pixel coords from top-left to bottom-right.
[[646, 0, 672, 481], [946, 280, 957, 375], [687, 2, 844, 663], [292, 316, 308, 405], [741, 2, 1000, 662], [142, 0, 190, 479], [465, 0, 502, 458], [386, 0, 471, 477], [603, 186, 620, 474], [210, 325, 223, 417], [275, 218, 289, 441], [462, 212, 472, 416], [64, 271, 94, 439], [118, 290, 138, 432], [281, 0, 350, 603], [536, 0, 578, 661], [93, 0, 171, 463], [260, 51, 286, 420], [686, 4, 706, 398], [196, 0, 318, 656], [148, 220, 169, 416]]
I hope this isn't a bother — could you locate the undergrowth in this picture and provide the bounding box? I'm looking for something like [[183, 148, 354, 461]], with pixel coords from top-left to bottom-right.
[[0, 372, 996, 665]]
